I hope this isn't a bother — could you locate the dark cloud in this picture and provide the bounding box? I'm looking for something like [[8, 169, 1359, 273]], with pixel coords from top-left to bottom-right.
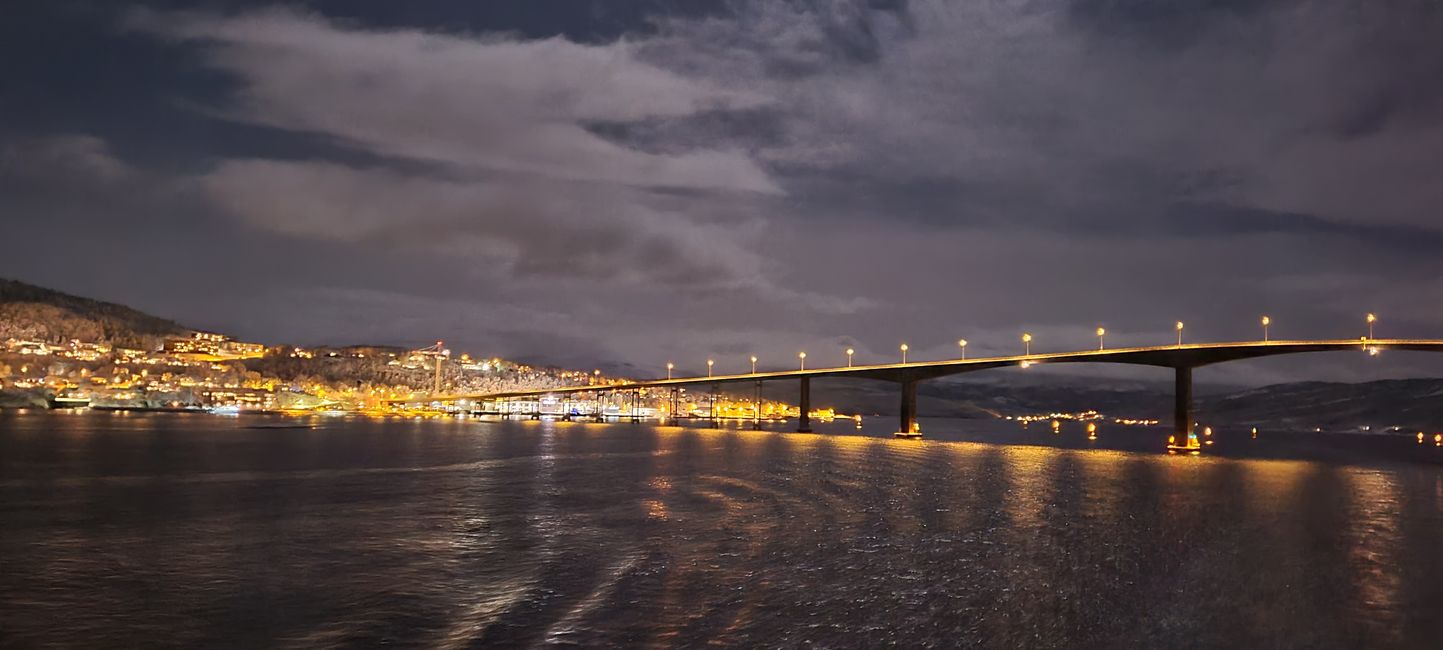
[[2, 0, 1442, 385]]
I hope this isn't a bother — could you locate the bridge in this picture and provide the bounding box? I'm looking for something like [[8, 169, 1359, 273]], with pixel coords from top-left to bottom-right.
[[394, 338, 1443, 446]]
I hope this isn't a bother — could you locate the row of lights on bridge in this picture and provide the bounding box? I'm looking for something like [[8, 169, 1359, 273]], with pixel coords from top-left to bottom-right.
[[664, 314, 1383, 378]]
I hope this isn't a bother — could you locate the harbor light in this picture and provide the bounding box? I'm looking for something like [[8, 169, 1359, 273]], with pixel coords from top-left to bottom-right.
[[1022, 332, 1032, 355], [846, 348, 854, 367], [1096, 327, 1106, 350], [666, 362, 674, 380], [1176, 321, 1185, 346], [799, 351, 806, 370], [1367, 313, 1377, 339], [707, 359, 714, 377], [750, 356, 758, 374], [900, 343, 909, 364], [958, 339, 967, 359], [1261, 315, 1271, 341]]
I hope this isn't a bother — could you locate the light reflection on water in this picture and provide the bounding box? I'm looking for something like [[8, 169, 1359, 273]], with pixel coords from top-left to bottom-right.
[[1, 411, 1442, 647]]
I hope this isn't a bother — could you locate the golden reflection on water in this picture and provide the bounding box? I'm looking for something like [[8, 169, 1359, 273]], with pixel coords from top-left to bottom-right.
[[1343, 468, 1403, 642]]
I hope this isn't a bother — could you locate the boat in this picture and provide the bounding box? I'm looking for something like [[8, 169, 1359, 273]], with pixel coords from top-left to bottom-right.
[[47, 395, 91, 409]]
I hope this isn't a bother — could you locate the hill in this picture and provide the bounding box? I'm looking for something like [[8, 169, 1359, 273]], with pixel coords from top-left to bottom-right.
[[771, 375, 1443, 432], [0, 278, 191, 349]]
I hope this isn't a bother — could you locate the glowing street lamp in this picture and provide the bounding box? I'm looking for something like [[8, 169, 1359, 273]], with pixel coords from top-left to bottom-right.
[[957, 339, 968, 360], [666, 362, 674, 380], [798, 351, 807, 370], [1366, 313, 1377, 339], [1096, 327, 1106, 350], [846, 348, 855, 367], [750, 356, 758, 374], [707, 359, 714, 378], [1175, 321, 1185, 346], [900, 343, 909, 364], [1261, 315, 1271, 342], [1022, 333, 1032, 356]]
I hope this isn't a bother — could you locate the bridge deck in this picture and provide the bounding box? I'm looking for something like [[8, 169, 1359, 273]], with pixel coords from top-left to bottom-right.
[[393, 338, 1443, 403]]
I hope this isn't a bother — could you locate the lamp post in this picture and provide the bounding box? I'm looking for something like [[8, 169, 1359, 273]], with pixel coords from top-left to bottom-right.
[[750, 356, 758, 374], [957, 339, 967, 360], [666, 362, 674, 380], [1261, 316, 1270, 342], [1367, 313, 1377, 339], [1022, 333, 1032, 356], [1096, 327, 1106, 350], [707, 359, 714, 378], [1175, 321, 1184, 346], [900, 343, 909, 364], [798, 351, 806, 371], [846, 348, 854, 367]]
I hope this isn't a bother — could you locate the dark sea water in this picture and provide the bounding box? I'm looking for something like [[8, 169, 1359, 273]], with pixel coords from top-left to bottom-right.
[[3, 410, 1443, 648]]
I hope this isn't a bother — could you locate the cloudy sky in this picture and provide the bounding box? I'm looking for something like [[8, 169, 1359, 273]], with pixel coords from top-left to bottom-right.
[[3, 0, 1442, 385]]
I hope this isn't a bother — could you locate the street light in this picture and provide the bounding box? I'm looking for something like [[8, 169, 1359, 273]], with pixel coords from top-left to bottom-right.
[[707, 359, 714, 378], [845, 348, 854, 367], [1261, 315, 1270, 342], [1366, 313, 1377, 339], [750, 356, 758, 374], [666, 362, 674, 380], [798, 351, 806, 370], [1096, 327, 1106, 350], [1022, 333, 1032, 355], [957, 339, 967, 360], [1175, 321, 1184, 346], [900, 343, 909, 364]]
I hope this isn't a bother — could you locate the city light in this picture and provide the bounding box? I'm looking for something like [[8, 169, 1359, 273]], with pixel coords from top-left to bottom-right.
[[900, 343, 909, 364], [846, 348, 854, 367], [1261, 315, 1271, 341], [957, 339, 967, 359], [1096, 327, 1105, 350], [798, 351, 806, 370], [1022, 332, 1032, 355]]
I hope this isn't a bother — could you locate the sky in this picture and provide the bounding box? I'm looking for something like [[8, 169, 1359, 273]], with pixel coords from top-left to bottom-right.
[[3, 0, 1442, 386]]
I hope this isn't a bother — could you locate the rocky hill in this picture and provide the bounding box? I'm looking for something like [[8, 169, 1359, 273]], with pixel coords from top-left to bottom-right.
[[0, 278, 190, 349]]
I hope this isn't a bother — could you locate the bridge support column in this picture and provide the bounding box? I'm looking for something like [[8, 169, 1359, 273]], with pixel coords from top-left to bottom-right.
[[1173, 366, 1193, 446], [797, 377, 811, 433], [895, 380, 921, 438], [753, 380, 763, 430]]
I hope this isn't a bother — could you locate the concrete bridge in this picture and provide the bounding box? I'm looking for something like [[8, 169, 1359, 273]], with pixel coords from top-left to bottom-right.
[[396, 339, 1443, 445]]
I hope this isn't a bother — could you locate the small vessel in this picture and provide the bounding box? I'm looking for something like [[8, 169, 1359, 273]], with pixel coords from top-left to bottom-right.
[[47, 395, 91, 409]]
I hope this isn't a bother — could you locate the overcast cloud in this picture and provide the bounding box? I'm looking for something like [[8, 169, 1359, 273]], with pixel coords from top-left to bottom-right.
[[2, 0, 1441, 385]]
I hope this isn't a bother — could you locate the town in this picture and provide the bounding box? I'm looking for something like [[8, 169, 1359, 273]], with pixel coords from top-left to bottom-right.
[[0, 331, 818, 421]]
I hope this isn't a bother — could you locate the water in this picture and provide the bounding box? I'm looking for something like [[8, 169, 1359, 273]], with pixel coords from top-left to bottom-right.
[[3, 410, 1443, 648]]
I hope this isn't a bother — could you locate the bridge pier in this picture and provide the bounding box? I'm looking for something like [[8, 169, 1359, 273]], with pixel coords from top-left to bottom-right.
[[797, 377, 811, 433], [1173, 366, 1193, 446], [753, 380, 763, 430], [895, 379, 921, 438]]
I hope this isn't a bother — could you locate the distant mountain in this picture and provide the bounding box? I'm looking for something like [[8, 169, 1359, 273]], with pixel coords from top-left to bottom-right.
[[1199, 379, 1443, 432], [763, 375, 1443, 432], [0, 278, 191, 350]]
